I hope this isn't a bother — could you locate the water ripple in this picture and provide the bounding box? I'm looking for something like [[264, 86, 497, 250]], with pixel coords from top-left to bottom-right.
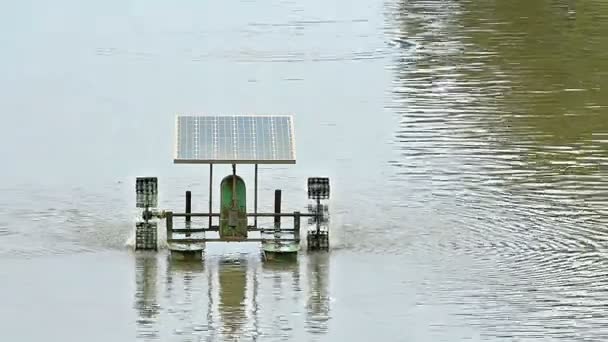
[[380, 0, 608, 339]]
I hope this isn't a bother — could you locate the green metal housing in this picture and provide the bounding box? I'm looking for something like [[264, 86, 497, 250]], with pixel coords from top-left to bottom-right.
[[220, 175, 248, 240]]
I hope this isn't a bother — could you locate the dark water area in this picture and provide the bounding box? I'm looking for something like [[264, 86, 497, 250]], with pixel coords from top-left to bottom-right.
[[1, 0, 607, 341]]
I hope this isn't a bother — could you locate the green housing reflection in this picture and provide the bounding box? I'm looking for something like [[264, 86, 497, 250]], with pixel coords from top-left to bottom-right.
[[218, 260, 248, 339]]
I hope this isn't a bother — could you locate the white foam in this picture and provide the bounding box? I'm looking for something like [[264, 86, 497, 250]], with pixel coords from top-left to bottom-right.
[[124, 218, 168, 250]]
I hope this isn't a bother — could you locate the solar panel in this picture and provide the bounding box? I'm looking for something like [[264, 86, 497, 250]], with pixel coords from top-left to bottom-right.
[[174, 115, 296, 164]]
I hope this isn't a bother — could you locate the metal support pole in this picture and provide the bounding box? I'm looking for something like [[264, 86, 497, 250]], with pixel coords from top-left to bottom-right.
[[185, 191, 192, 223], [232, 164, 237, 208], [185, 191, 192, 237], [294, 211, 301, 242], [209, 164, 213, 229], [254, 164, 258, 228], [166, 211, 173, 242], [274, 190, 282, 229]]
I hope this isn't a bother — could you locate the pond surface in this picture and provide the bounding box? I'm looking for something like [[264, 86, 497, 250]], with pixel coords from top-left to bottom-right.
[[0, 0, 607, 341]]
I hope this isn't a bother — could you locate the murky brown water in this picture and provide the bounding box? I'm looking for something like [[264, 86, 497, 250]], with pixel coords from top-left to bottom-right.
[[1, 0, 607, 341]]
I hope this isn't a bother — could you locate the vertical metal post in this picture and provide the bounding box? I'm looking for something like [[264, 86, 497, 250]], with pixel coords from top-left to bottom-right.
[[254, 164, 258, 228], [232, 164, 237, 208], [274, 190, 282, 229], [185, 191, 192, 237], [209, 164, 213, 229], [185, 191, 192, 223], [294, 211, 301, 242], [166, 211, 173, 243]]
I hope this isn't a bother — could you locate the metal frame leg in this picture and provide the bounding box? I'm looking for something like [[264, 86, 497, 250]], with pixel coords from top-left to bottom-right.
[[209, 164, 213, 229], [254, 164, 258, 228]]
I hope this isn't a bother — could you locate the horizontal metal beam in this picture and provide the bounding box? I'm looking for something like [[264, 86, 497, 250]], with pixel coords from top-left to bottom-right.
[[250, 213, 315, 217], [172, 213, 220, 218], [171, 212, 316, 218], [171, 228, 208, 233], [170, 227, 296, 233], [168, 238, 300, 244]]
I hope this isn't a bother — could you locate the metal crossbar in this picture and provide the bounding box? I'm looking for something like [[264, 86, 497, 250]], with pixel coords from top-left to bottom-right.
[[171, 212, 315, 218], [165, 211, 303, 243], [167, 238, 299, 244], [171, 228, 297, 233]]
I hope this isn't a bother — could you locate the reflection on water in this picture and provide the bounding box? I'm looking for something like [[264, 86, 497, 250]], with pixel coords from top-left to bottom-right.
[[306, 253, 331, 335], [134, 253, 160, 340], [261, 257, 302, 294], [133, 253, 331, 341], [218, 260, 248, 339]]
